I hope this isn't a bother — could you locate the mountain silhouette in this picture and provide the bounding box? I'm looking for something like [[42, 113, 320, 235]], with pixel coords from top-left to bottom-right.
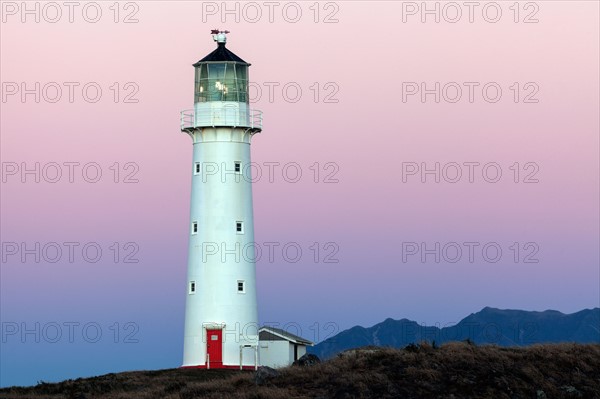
[[309, 307, 600, 359]]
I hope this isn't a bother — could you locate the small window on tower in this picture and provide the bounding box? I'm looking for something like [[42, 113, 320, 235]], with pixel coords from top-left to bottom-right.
[[237, 280, 245, 293], [236, 221, 244, 234], [189, 281, 196, 294], [234, 161, 241, 173], [194, 163, 200, 175], [192, 222, 198, 234]]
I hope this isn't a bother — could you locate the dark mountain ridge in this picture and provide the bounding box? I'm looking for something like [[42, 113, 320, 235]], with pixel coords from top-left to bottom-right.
[[309, 307, 600, 359]]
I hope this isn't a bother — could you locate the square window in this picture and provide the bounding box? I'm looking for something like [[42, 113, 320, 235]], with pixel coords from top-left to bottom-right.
[[194, 163, 200, 175], [237, 280, 245, 293], [189, 281, 196, 294], [236, 221, 244, 234], [192, 222, 198, 234], [234, 162, 241, 173]]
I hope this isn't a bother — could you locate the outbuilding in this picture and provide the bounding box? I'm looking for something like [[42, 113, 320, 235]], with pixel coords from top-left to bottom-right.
[[258, 326, 314, 368]]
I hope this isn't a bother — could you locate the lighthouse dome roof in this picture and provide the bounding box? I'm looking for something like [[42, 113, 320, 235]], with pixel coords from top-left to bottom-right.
[[193, 43, 249, 66]]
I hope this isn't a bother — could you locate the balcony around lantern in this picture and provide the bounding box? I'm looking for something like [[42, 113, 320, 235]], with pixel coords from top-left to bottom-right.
[[180, 103, 263, 131]]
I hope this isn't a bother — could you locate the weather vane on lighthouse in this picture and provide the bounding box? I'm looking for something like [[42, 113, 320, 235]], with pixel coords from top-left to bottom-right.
[[179, 30, 263, 369], [211, 29, 230, 43]]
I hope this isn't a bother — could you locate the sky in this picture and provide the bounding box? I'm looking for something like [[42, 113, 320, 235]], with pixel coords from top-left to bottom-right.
[[1, 0, 599, 388]]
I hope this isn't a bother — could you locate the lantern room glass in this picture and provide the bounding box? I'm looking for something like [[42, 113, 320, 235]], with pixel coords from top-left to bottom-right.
[[195, 62, 248, 103]]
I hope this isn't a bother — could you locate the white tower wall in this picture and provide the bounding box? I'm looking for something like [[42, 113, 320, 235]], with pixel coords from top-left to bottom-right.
[[182, 126, 259, 368]]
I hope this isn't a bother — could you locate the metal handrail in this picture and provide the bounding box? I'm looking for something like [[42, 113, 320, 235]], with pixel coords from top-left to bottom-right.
[[180, 108, 263, 130]]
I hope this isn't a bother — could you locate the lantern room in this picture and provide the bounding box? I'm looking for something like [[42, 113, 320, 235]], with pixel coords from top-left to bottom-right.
[[181, 31, 262, 131], [193, 62, 248, 103]]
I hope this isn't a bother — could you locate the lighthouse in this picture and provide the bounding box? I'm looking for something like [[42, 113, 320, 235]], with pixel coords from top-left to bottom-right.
[[180, 31, 262, 369]]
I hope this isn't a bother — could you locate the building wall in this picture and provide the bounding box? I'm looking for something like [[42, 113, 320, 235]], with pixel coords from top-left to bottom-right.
[[297, 345, 307, 359], [259, 341, 292, 368], [287, 343, 308, 362], [259, 341, 310, 368], [182, 126, 259, 367]]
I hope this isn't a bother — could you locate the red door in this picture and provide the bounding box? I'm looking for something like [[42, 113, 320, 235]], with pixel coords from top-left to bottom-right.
[[206, 329, 223, 368]]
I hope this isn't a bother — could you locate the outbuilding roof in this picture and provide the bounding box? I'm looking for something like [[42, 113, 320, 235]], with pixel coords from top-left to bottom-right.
[[259, 326, 314, 346]]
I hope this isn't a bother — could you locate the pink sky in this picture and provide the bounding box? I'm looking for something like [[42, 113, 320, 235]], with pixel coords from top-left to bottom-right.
[[1, 0, 598, 387]]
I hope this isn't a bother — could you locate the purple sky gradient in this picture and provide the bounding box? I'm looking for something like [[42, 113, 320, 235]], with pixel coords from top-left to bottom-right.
[[1, 1, 598, 387]]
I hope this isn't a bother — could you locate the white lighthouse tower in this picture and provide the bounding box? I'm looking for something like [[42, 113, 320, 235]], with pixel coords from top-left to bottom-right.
[[180, 31, 262, 369]]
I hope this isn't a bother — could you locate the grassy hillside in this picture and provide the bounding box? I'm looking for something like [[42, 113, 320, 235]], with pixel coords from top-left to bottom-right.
[[1, 342, 599, 399]]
